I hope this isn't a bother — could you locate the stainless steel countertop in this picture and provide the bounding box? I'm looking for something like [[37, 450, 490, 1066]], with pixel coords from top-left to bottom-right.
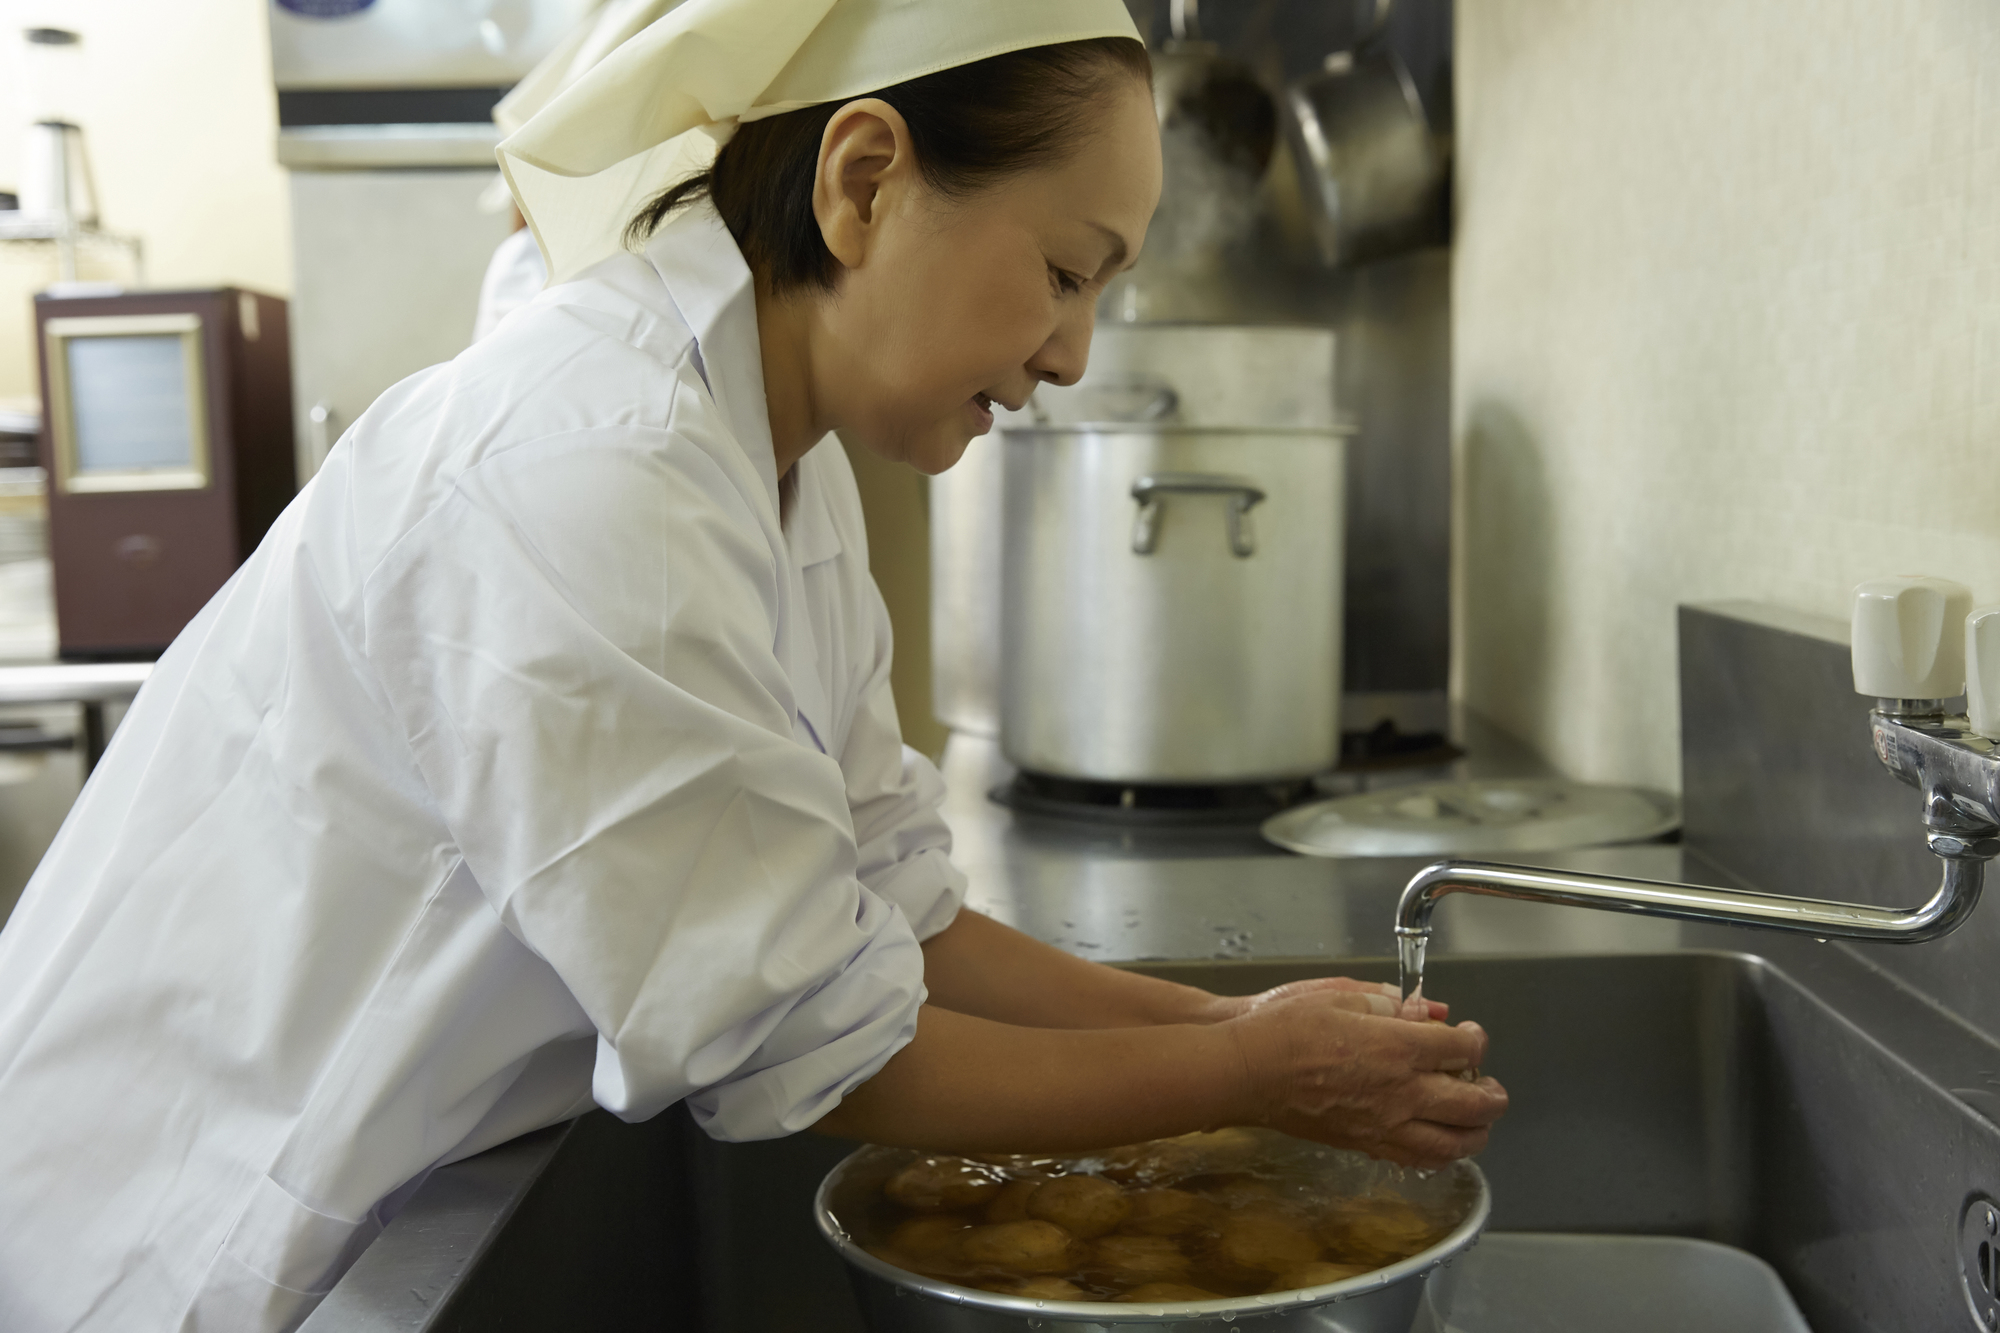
[[939, 723, 1703, 966]]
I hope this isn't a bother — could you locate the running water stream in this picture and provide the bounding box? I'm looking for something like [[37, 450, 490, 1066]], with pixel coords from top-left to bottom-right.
[[1396, 931, 1429, 1020]]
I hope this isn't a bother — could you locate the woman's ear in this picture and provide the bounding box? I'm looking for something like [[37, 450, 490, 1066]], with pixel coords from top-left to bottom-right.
[[814, 98, 914, 274]]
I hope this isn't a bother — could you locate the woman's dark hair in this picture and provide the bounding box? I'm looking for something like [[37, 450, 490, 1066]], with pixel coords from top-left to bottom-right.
[[625, 37, 1151, 296]]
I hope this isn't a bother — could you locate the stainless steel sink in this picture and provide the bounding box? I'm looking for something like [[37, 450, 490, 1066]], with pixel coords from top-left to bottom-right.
[[1418, 1233, 1811, 1332], [302, 948, 2000, 1333]]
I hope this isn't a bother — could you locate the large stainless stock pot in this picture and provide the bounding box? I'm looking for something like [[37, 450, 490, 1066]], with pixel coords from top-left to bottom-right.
[[999, 423, 1350, 784], [814, 1143, 1489, 1333]]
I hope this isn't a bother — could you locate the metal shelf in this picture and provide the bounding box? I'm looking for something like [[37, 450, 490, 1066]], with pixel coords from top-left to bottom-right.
[[0, 212, 145, 286]]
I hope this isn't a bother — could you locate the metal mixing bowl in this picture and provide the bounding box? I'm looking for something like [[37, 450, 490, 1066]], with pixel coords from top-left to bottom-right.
[[814, 1143, 1490, 1333]]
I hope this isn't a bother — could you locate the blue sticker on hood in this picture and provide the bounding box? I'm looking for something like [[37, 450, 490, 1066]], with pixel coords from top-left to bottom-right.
[[276, 0, 376, 16]]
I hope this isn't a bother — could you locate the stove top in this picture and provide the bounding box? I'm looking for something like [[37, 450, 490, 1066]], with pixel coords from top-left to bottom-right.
[[991, 771, 1315, 827], [990, 722, 1465, 827]]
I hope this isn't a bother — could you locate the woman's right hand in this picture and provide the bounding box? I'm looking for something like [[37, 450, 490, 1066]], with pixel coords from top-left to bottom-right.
[[1224, 988, 1508, 1170]]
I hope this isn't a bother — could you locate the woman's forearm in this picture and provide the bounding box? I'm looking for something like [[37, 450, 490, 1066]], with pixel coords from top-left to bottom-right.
[[813, 1004, 1255, 1152], [918, 908, 1226, 1029], [812, 990, 1506, 1168]]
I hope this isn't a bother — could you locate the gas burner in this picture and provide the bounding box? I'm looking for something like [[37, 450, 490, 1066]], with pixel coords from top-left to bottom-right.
[[992, 771, 1316, 827], [1338, 720, 1464, 772]]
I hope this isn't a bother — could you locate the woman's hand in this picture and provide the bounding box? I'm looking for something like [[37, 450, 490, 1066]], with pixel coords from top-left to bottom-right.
[[816, 989, 1505, 1170], [1224, 988, 1506, 1170], [1196, 976, 1450, 1025]]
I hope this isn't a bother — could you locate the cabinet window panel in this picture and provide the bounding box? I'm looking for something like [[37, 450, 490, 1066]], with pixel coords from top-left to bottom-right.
[[67, 335, 196, 473]]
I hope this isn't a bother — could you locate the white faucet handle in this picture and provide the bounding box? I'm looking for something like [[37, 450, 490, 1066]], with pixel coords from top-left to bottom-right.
[[1966, 607, 2000, 739], [1851, 576, 1973, 701]]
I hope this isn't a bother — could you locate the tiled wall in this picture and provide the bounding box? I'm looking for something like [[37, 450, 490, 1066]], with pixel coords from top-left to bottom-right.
[[1453, 0, 2000, 789]]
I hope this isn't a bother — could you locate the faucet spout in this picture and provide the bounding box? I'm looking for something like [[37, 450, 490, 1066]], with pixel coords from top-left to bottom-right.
[[1394, 848, 1991, 1002]]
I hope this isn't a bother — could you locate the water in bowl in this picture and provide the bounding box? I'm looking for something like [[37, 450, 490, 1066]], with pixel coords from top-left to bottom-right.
[[829, 1127, 1478, 1305]]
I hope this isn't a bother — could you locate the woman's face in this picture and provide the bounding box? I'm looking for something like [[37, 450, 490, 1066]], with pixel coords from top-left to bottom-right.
[[810, 77, 1163, 475]]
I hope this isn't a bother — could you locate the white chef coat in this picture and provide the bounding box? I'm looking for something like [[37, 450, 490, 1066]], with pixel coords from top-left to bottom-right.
[[0, 200, 965, 1332], [473, 225, 549, 342]]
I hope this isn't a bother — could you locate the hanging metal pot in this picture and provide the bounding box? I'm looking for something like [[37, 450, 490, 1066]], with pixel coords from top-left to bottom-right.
[[1150, 0, 1277, 182], [1280, 0, 1448, 267], [1116, 0, 1278, 302]]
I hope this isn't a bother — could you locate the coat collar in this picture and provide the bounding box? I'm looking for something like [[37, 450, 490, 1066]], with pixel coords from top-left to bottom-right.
[[639, 201, 844, 752], [641, 201, 782, 516], [640, 201, 844, 570]]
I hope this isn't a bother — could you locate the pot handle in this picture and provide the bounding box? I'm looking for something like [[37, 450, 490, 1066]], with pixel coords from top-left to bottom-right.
[[1131, 472, 1266, 558]]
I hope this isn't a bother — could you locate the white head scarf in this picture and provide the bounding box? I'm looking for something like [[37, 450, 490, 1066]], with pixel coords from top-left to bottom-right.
[[496, 0, 1145, 285], [493, 0, 687, 140]]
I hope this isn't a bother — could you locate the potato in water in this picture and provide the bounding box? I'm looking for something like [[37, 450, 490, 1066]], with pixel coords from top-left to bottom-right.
[[884, 1156, 1003, 1212], [1026, 1174, 1130, 1239], [1203, 1208, 1321, 1282], [1089, 1233, 1192, 1284], [959, 1220, 1081, 1274], [851, 1128, 1474, 1305], [1271, 1260, 1372, 1292], [1319, 1195, 1444, 1267], [983, 1177, 1040, 1224], [1121, 1188, 1214, 1237], [886, 1214, 973, 1261]]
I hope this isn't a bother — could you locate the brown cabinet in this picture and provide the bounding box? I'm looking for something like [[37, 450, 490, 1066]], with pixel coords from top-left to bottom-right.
[[34, 287, 295, 659]]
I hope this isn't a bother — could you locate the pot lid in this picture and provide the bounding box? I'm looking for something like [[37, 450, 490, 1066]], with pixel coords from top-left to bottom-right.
[[1263, 777, 1679, 857]]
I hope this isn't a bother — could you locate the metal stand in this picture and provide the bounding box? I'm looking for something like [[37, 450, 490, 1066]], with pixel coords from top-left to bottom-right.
[[0, 216, 145, 287], [81, 700, 107, 772], [0, 662, 151, 776]]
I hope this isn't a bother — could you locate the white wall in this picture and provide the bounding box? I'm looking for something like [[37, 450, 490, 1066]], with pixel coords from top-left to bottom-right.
[[0, 0, 291, 401], [1453, 0, 2000, 791]]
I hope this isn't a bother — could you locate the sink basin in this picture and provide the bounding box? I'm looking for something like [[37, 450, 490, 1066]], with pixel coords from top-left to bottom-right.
[[300, 950, 2000, 1333], [1418, 1233, 1812, 1332]]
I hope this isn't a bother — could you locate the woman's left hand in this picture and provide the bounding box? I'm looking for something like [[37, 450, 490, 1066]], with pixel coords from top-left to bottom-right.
[[1195, 977, 1449, 1025]]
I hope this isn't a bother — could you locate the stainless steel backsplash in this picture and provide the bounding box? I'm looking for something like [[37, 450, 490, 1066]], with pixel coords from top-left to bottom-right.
[[1336, 250, 1450, 694], [1679, 600, 2000, 1043]]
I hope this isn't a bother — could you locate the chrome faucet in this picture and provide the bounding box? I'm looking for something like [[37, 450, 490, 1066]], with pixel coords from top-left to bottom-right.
[[1396, 576, 2000, 1001]]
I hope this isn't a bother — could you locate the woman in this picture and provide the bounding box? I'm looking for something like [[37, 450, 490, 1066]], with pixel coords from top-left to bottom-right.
[[0, 2, 1506, 1329]]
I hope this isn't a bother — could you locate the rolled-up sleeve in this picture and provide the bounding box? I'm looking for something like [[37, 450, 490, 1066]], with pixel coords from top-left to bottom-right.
[[361, 422, 924, 1141], [839, 582, 966, 942]]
